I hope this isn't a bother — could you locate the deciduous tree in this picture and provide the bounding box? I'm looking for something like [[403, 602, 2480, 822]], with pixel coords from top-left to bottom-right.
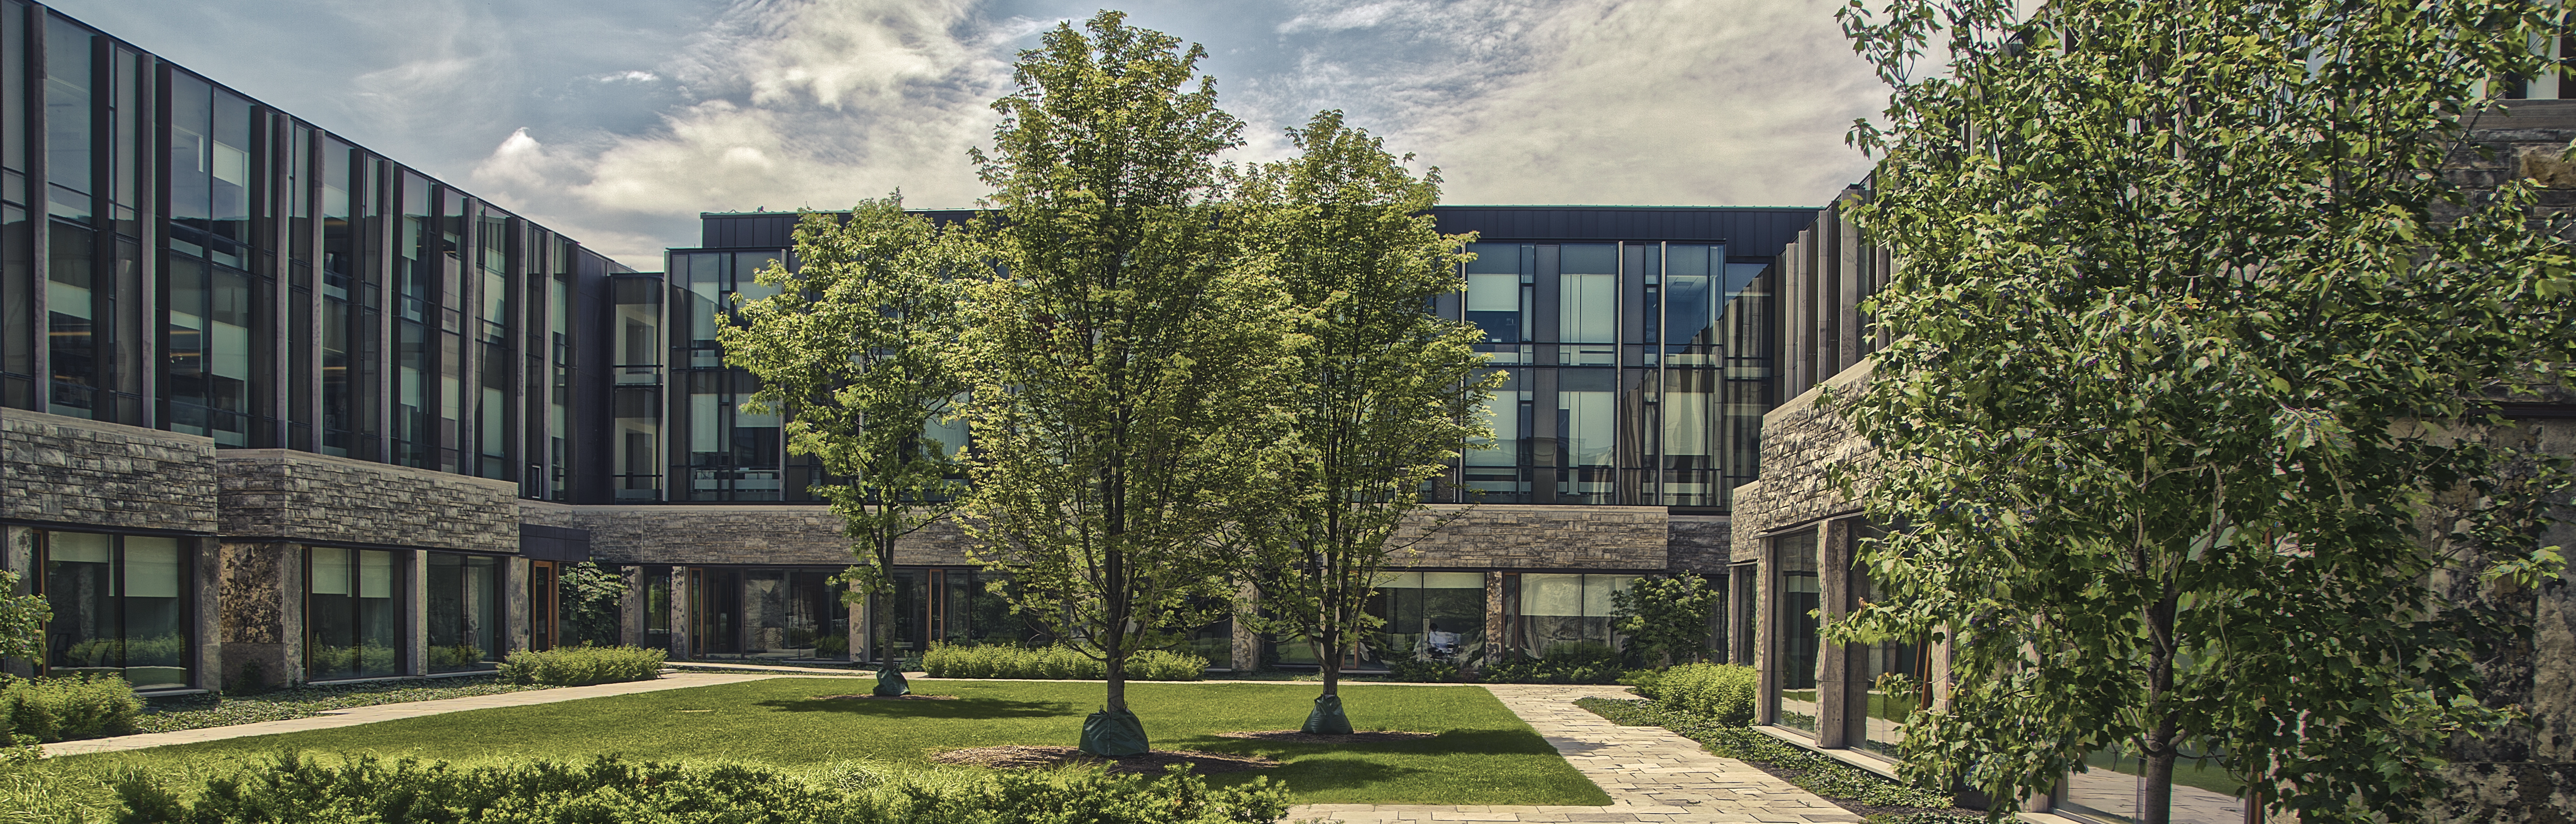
[[1830, 1, 2576, 821], [951, 11, 1288, 755], [1230, 111, 1496, 733], [723, 195, 971, 696]]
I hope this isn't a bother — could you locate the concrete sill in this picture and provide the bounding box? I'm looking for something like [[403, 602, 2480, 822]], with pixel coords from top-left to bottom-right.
[[1750, 724, 1902, 780]]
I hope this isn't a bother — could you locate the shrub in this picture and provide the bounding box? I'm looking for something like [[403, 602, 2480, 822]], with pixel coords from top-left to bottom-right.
[[497, 645, 665, 686], [922, 643, 1206, 681], [109, 751, 1291, 824], [0, 673, 141, 742], [1609, 573, 1721, 666], [1477, 642, 1624, 684], [1386, 658, 1463, 683], [1650, 663, 1757, 726]]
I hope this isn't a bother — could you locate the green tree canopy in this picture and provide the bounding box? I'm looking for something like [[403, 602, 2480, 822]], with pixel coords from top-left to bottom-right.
[[1831, 1, 2576, 821], [722, 195, 972, 691], [1229, 111, 1496, 725], [951, 11, 1289, 754]]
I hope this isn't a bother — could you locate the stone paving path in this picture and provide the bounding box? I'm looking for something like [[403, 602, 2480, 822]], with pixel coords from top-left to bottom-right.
[[1285, 685, 1861, 824], [44, 672, 781, 758]]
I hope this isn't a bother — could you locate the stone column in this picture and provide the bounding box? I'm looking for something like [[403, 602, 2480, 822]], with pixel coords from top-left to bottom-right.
[[619, 565, 644, 647], [503, 557, 533, 655], [2, 526, 35, 678], [219, 541, 301, 688], [1483, 572, 1506, 673], [1816, 518, 1853, 749], [668, 566, 691, 661], [191, 536, 224, 690], [1230, 583, 1261, 673], [406, 550, 429, 676], [1754, 534, 1777, 726], [846, 596, 865, 664]]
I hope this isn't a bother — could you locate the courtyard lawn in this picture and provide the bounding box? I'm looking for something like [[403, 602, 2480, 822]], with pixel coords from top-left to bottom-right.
[[50, 678, 1608, 806]]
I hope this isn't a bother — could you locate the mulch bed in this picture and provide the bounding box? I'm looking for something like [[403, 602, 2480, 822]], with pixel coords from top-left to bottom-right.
[[811, 693, 960, 701], [931, 745, 1279, 775], [1213, 730, 1436, 744]]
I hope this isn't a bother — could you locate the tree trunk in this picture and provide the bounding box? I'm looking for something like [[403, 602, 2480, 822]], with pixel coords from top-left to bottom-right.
[[1321, 628, 1342, 698], [1106, 643, 1130, 713], [2138, 593, 2179, 824]]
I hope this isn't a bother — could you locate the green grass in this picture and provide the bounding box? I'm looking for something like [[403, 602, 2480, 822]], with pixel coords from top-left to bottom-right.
[[50, 678, 1605, 807]]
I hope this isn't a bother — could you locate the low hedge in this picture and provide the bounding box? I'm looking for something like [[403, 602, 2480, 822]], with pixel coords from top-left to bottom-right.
[[110, 751, 1291, 824], [1641, 663, 1757, 726], [2, 673, 142, 742], [922, 643, 1205, 681], [496, 645, 666, 686]]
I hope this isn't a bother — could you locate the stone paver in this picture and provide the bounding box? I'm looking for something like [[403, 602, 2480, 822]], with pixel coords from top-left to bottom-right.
[[1286, 685, 1860, 824], [45, 672, 782, 757]]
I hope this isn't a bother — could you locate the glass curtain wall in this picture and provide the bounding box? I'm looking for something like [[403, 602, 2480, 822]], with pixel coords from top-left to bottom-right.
[[739, 568, 846, 659], [39, 531, 188, 688], [643, 567, 673, 652], [1, 1, 30, 408], [306, 547, 400, 680], [1379, 572, 1486, 666], [612, 274, 663, 499], [1850, 559, 1922, 755], [424, 552, 500, 672], [669, 251, 793, 501], [1773, 530, 1821, 734], [2059, 749, 2252, 824], [1455, 241, 1771, 508]]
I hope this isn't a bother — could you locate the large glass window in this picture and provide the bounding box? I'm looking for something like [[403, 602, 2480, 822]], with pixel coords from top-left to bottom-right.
[[1557, 369, 1616, 503], [307, 547, 401, 681], [1463, 242, 1528, 351], [425, 553, 501, 672], [1557, 244, 1617, 366], [1379, 572, 1486, 667], [644, 566, 673, 652], [1850, 543, 1921, 756], [740, 568, 845, 659], [1508, 573, 1636, 660], [40, 532, 189, 689], [2059, 747, 2252, 824], [1773, 531, 1821, 734]]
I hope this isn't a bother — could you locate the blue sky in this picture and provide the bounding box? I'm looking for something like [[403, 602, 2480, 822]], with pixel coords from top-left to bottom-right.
[[57, 0, 1881, 268]]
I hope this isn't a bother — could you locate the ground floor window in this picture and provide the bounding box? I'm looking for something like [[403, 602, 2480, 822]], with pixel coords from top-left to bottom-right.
[[644, 567, 674, 651], [2058, 746, 2253, 824], [1381, 572, 1486, 667], [425, 553, 502, 673], [39, 531, 190, 689], [307, 547, 402, 681], [740, 568, 843, 658], [1507, 573, 1638, 660], [1772, 530, 1821, 734]]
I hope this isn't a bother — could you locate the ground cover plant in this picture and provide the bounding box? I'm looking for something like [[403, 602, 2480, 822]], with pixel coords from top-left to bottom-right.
[[498, 644, 667, 686], [48, 678, 1605, 807], [107, 751, 1290, 824], [1576, 697, 1967, 819], [134, 676, 553, 734], [922, 644, 1204, 681]]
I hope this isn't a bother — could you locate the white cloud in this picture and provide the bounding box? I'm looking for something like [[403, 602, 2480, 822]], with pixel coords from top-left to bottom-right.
[[598, 70, 661, 83]]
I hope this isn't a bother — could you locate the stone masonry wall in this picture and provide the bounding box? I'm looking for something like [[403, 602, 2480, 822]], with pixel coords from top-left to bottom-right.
[[217, 450, 517, 553], [568, 505, 975, 566], [1391, 504, 1665, 570], [1667, 515, 1731, 574], [1730, 360, 1875, 559], [1, 409, 216, 533]]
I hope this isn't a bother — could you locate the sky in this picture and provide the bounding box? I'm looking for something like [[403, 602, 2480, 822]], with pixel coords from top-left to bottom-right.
[[54, 0, 1886, 269]]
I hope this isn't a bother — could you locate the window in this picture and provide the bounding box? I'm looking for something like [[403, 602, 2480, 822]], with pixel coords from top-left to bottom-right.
[[425, 552, 501, 672], [1772, 530, 1821, 734], [1509, 573, 1636, 660], [1379, 572, 1486, 667], [40, 531, 189, 689], [1558, 244, 1616, 365], [307, 547, 401, 680]]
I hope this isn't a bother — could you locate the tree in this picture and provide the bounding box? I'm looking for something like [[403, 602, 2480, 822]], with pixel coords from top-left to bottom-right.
[[1830, 2, 2576, 822], [951, 11, 1287, 755], [722, 195, 971, 696], [558, 562, 627, 648], [1610, 573, 1720, 668], [1230, 111, 1496, 734]]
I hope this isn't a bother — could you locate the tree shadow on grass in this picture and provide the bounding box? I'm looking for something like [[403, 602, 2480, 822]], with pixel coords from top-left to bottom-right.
[[1171, 729, 1561, 759], [1208, 756, 1428, 795], [751, 696, 1070, 719]]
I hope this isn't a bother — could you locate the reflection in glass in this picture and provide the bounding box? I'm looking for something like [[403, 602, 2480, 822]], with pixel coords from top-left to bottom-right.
[[425, 553, 498, 672], [1379, 572, 1487, 667], [1852, 549, 1922, 756], [2059, 746, 2251, 824], [308, 547, 401, 680], [1774, 531, 1821, 734], [46, 532, 196, 689], [1509, 573, 1635, 659]]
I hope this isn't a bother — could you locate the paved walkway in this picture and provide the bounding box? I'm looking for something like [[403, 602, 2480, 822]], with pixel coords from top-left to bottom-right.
[[1285, 685, 1860, 824], [45, 672, 781, 757]]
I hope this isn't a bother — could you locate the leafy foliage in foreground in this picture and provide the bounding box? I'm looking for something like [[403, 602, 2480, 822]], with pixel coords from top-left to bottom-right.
[[1833, 0, 2576, 819], [1576, 697, 1953, 811], [108, 751, 1292, 824], [498, 645, 667, 686], [922, 644, 1206, 682], [1609, 574, 1722, 667], [136, 676, 551, 734]]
